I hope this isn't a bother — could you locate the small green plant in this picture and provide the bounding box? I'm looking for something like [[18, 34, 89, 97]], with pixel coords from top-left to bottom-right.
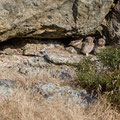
[[77, 58, 107, 91], [77, 46, 120, 107], [97, 46, 120, 70]]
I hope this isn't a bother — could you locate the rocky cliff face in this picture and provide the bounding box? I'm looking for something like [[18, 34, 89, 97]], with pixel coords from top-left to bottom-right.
[[0, 38, 92, 107], [103, 3, 120, 44], [0, 0, 113, 42], [0, 1, 120, 114]]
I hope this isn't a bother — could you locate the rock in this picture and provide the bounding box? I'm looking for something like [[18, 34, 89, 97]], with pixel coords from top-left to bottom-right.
[[23, 43, 45, 56], [44, 50, 83, 65], [0, 50, 76, 81], [65, 47, 77, 54], [69, 39, 83, 50], [0, 0, 113, 41], [58, 72, 72, 80], [103, 3, 120, 43], [23, 39, 64, 56], [0, 79, 15, 99], [31, 83, 92, 107]]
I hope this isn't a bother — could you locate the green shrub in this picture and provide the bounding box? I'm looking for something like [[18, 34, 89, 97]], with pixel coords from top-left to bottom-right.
[[97, 46, 120, 70], [77, 58, 107, 91], [77, 46, 120, 107]]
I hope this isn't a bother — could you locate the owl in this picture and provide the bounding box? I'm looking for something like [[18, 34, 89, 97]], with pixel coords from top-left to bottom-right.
[[94, 38, 106, 54], [81, 36, 94, 56], [98, 38, 106, 47]]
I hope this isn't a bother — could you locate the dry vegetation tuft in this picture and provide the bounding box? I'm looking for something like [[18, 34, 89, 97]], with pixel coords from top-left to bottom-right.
[[0, 89, 119, 120]]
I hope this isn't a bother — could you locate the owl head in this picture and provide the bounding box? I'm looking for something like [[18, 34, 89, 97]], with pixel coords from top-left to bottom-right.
[[98, 38, 105, 47], [85, 36, 94, 43]]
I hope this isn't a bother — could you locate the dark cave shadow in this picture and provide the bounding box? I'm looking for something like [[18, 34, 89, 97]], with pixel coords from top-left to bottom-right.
[[0, 37, 76, 51]]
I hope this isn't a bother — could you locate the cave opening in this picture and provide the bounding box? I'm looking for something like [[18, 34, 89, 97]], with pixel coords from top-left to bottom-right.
[[0, 36, 75, 51], [114, 0, 119, 4]]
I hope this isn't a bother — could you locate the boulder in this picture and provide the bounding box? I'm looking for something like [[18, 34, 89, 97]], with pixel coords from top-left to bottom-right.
[[0, 0, 113, 42], [44, 50, 84, 65]]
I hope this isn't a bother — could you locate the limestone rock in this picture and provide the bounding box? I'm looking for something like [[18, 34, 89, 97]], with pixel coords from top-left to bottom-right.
[[0, 0, 113, 41], [65, 47, 77, 54], [31, 83, 92, 107], [69, 39, 83, 49], [23, 39, 64, 56], [44, 50, 83, 65]]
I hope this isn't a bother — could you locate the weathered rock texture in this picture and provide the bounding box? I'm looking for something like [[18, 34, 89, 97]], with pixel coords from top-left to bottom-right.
[[103, 4, 120, 44], [0, 0, 113, 42], [0, 79, 91, 107], [31, 83, 91, 106], [0, 39, 78, 84]]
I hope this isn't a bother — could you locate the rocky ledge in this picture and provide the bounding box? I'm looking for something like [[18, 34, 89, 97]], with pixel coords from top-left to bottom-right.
[[0, 0, 113, 41]]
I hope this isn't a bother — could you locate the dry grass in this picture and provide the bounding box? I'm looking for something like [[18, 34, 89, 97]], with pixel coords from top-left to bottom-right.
[[0, 67, 119, 120], [0, 88, 119, 120], [0, 68, 65, 87]]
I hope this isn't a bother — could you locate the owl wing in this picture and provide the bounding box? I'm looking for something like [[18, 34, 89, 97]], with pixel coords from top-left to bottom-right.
[[88, 43, 94, 53], [81, 42, 89, 54]]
